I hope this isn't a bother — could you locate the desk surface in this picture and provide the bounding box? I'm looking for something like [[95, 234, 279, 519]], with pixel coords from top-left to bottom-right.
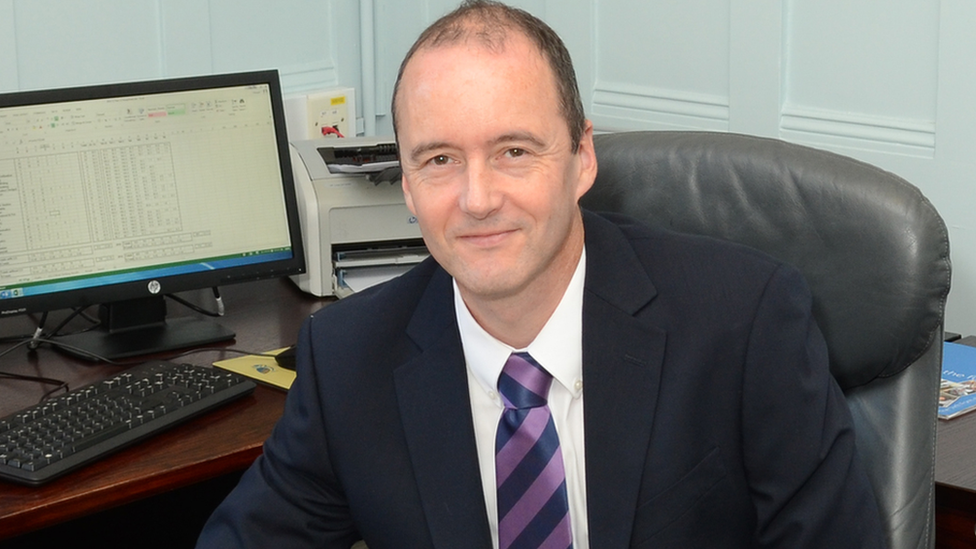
[[936, 410, 976, 548], [936, 336, 976, 489], [0, 278, 327, 540], [937, 413, 976, 491]]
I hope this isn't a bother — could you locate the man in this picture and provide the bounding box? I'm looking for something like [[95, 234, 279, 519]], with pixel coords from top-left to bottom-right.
[[197, 1, 887, 548]]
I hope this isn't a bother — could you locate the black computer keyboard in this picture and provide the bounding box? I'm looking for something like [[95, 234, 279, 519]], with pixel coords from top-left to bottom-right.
[[0, 360, 256, 486]]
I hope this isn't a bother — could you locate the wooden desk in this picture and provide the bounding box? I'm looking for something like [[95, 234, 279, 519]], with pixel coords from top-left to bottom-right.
[[935, 336, 976, 548], [936, 412, 976, 548], [0, 278, 328, 541]]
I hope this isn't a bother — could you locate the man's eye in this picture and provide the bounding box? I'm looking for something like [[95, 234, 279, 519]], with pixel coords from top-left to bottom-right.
[[430, 155, 450, 166], [506, 148, 525, 158]]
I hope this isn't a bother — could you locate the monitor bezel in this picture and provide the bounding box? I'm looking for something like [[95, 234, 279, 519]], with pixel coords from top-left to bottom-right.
[[0, 69, 306, 319]]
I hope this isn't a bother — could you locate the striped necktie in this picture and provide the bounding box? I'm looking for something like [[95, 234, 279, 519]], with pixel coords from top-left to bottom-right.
[[495, 352, 573, 549]]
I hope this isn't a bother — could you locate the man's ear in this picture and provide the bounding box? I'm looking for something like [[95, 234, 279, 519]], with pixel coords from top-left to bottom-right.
[[574, 120, 598, 200]]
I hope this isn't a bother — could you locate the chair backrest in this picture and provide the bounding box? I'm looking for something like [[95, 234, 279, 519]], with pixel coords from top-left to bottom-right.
[[581, 131, 951, 549]]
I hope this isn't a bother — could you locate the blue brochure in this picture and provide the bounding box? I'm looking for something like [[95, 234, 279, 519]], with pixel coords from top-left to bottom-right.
[[939, 342, 976, 419]]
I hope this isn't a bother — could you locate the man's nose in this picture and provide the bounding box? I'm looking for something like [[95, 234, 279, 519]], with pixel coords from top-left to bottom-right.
[[459, 161, 502, 219]]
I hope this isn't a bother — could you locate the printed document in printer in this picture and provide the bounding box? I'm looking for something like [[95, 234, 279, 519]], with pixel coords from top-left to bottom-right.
[[319, 141, 399, 175], [289, 137, 427, 298]]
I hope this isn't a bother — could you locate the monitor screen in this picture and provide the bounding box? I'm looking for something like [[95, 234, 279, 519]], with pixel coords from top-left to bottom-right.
[[0, 70, 305, 360]]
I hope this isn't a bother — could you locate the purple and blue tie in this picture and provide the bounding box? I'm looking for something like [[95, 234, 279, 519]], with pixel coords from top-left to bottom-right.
[[495, 352, 573, 549]]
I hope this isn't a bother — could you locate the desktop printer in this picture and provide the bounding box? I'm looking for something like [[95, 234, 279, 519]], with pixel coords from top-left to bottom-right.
[[289, 136, 427, 298]]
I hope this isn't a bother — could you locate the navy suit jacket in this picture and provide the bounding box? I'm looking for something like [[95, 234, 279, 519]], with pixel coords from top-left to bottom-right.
[[197, 211, 885, 548]]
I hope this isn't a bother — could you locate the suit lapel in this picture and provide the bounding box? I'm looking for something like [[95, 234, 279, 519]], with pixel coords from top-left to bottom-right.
[[394, 269, 493, 549], [581, 212, 667, 548]]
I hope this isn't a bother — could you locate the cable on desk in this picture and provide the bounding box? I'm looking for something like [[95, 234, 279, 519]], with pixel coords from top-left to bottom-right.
[[165, 345, 281, 362], [0, 339, 70, 401], [214, 287, 225, 316], [14, 336, 125, 366], [8, 289, 223, 358], [166, 287, 224, 317], [0, 312, 55, 345], [1, 329, 283, 405], [46, 307, 100, 338], [27, 312, 47, 350], [0, 371, 70, 401], [26, 306, 103, 343]]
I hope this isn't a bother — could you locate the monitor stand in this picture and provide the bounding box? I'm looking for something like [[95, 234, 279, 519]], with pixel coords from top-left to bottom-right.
[[53, 296, 235, 362]]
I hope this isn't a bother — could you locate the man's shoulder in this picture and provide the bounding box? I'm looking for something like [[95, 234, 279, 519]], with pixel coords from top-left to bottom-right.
[[585, 209, 783, 273], [582, 209, 808, 319]]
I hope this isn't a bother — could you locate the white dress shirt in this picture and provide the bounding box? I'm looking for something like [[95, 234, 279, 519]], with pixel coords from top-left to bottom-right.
[[454, 249, 588, 549]]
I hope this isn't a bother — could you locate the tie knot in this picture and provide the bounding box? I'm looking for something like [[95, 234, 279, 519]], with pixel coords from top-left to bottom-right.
[[498, 352, 552, 410]]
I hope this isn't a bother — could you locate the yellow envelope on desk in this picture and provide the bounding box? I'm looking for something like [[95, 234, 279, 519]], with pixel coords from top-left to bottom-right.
[[214, 347, 296, 390]]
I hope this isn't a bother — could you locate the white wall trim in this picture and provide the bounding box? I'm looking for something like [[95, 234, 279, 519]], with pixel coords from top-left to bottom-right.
[[590, 81, 729, 131], [593, 81, 729, 121], [780, 106, 936, 155]]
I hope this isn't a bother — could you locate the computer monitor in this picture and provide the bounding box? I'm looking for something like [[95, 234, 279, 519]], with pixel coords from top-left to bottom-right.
[[0, 70, 305, 360]]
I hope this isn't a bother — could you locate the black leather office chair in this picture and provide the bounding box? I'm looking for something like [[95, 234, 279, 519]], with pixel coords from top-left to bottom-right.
[[582, 131, 951, 549]]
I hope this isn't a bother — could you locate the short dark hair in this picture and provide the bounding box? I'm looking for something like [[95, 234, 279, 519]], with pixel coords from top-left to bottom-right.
[[391, 0, 586, 152]]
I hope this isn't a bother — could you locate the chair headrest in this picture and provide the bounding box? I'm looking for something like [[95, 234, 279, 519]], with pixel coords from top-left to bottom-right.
[[582, 131, 951, 388]]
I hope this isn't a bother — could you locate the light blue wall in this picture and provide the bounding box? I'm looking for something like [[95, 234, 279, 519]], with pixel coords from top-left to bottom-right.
[[0, 0, 361, 111], [3, 0, 976, 335], [0, 1, 552, 136]]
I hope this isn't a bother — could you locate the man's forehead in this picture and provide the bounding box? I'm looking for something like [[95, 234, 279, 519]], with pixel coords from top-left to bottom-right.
[[393, 24, 567, 150]]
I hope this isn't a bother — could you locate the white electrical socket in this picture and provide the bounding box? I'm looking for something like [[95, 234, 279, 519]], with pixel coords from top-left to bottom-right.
[[306, 88, 354, 139]]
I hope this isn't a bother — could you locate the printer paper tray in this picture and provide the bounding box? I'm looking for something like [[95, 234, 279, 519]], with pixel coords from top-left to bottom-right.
[[333, 244, 428, 297], [333, 245, 428, 269], [336, 264, 417, 295]]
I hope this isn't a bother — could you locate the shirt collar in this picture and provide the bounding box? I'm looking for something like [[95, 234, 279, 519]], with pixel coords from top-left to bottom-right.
[[454, 248, 586, 400]]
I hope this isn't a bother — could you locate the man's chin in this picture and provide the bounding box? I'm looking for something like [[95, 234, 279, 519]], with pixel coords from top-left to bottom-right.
[[453, 269, 527, 302]]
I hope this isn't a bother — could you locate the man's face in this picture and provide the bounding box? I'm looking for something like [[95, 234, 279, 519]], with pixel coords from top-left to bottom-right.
[[396, 34, 596, 306]]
